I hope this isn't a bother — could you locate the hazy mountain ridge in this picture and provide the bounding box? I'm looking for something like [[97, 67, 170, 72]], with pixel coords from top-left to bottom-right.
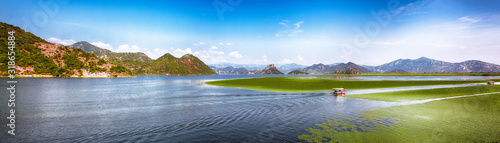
[[436, 60, 500, 73], [298, 62, 370, 74], [369, 57, 452, 73], [210, 66, 249, 75], [277, 63, 307, 73], [367, 57, 500, 73]]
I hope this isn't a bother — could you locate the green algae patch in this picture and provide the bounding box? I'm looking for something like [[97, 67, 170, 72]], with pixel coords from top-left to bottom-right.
[[348, 84, 500, 102], [299, 93, 500, 142], [205, 76, 496, 92]]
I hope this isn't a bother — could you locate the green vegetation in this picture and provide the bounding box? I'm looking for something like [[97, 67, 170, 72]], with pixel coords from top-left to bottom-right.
[[147, 53, 216, 75], [349, 84, 500, 102], [87, 47, 215, 75], [206, 76, 499, 92], [0, 22, 132, 77], [299, 91, 500, 142]]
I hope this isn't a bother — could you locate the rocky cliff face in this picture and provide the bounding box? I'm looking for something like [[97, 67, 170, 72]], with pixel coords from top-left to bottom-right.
[[248, 64, 284, 75]]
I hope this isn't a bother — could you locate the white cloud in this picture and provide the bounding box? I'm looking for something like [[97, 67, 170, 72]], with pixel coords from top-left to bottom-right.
[[294, 21, 304, 29], [193, 49, 226, 63], [193, 42, 206, 46], [229, 51, 243, 58], [91, 42, 114, 51], [226, 43, 232, 45], [256, 55, 269, 63], [393, 3, 414, 15], [219, 42, 224, 45], [281, 58, 293, 64], [47, 38, 77, 45], [276, 20, 304, 37], [278, 55, 305, 64], [148, 48, 170, 59], [458, 16, 480, 23], [211, 46, 218, 49], [116, 44, 143, 52], [297, 55, 304, 62], [279, 21, 289, 28], [172, 48, 193, 57]]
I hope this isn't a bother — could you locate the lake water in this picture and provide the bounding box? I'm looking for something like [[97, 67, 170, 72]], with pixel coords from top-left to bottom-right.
[[0, 75, 491, 142]]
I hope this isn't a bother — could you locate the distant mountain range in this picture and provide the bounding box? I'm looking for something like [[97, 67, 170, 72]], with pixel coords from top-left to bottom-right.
[[210, 66, 249, 75], [298, 62, 370, 74], [365, 57, 500, 73], [277, 63, 307, 73], [209, 63, 306, 75], [208, 63, 266, 71], [209, 57, 500, 75], [69, 41, 215, 75]]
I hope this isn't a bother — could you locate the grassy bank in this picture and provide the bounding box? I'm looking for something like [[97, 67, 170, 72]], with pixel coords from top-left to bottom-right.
[[299, 92, 500, 142], [348, 84, 500, 102], [206, 76, 499, 92]]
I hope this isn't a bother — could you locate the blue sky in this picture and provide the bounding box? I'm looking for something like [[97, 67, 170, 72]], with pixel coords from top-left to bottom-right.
[[1, 0, 500, 65]]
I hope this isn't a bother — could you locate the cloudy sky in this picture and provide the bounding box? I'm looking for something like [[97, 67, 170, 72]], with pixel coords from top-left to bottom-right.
[[1, 0, 500, 66]]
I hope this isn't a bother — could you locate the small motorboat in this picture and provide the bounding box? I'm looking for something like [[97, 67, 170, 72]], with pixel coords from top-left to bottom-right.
[[487, 81, 495, 85], [333, 88, 346, 96]]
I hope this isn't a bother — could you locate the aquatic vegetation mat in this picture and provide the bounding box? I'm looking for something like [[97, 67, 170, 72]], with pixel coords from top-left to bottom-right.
[[299, 93, 500, 142]]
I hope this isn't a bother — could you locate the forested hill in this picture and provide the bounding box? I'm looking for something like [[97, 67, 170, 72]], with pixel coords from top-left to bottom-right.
[[70, 41, 216, 75], [0, 22, 132, 77]]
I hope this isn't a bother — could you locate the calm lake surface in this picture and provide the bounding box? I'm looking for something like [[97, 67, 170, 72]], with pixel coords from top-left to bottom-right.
[[0, 75, 493, 142]]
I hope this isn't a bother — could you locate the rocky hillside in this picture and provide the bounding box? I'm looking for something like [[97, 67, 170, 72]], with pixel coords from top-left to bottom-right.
[[69, 41, 102, 52], [335, 68, 361, 74], [148, 53, 216, 75], [388, 69, 409, 73], [287, 70, 308, 75], [0, 22, 132, 77], [69, 41, 215, 75], [299, 62, 369, 74], [248, 64, 284, 75]]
